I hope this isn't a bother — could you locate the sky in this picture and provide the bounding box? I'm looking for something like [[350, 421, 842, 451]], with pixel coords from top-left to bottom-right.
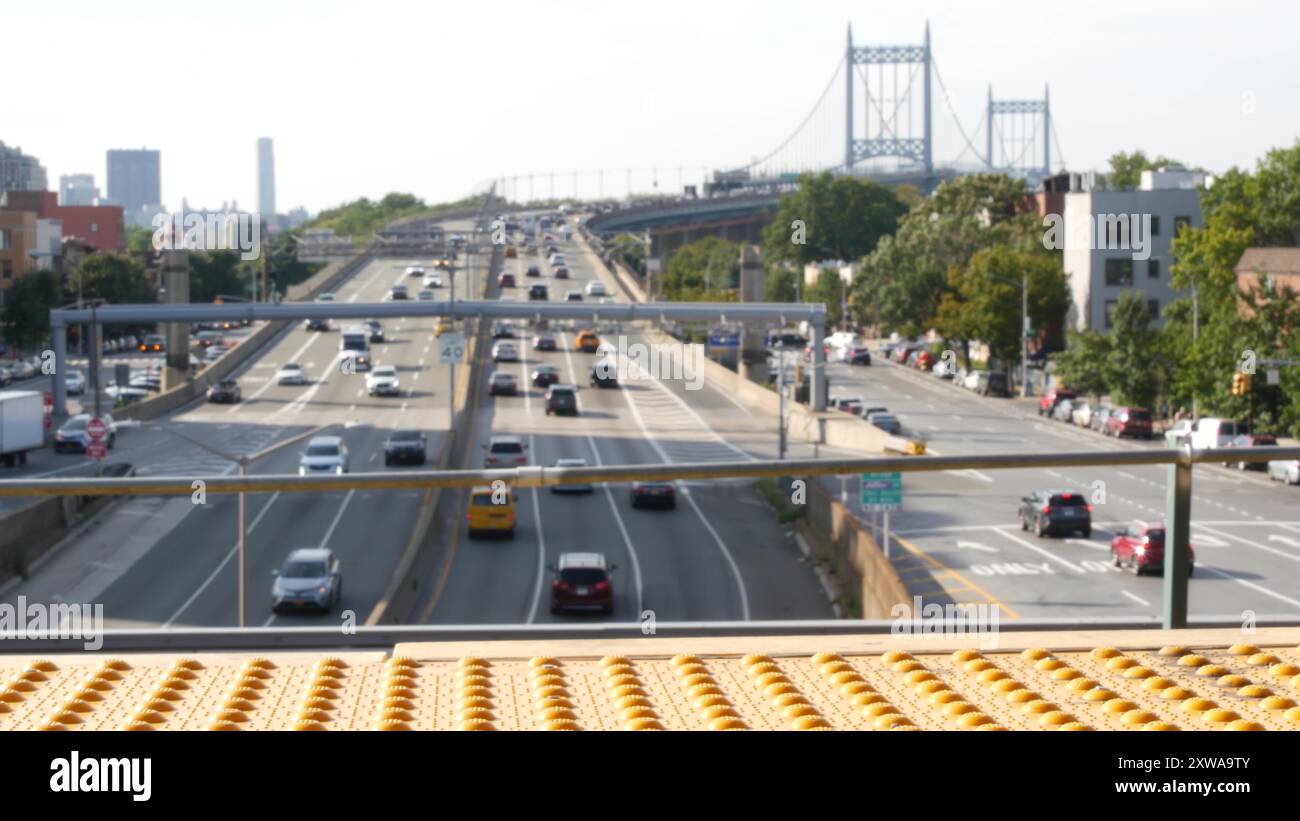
[[6, 0, 1299, 214]]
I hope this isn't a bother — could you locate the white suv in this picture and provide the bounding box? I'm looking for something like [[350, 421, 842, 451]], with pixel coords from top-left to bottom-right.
[[585, 281, 607, 297], [483, 435, 528, 467], [366, 366, 401, 396], [299, 436, 350, 475]]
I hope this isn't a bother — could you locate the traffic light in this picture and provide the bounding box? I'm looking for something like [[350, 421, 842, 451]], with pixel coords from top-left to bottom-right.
[[1231, 371, 1252, 396]]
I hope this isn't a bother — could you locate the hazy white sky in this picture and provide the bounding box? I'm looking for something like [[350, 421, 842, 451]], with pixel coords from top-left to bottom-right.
[[7, 0, 1298, 213]]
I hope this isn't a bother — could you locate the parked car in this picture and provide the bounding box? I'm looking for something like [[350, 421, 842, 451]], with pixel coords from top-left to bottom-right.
[[270, 548, 342, 613], [977, 371, 1011, 397], [1266, 459, 1300, 485], [1051, 399, 1075, 423], [1110, 523, 1194, 577], [1091, 406, 1113, 433], [1038, 388, 1076, 417], [1104, 407, 1153, 439], [1222, 433, 1277, 470], [1070, 401, 1095, 428], [1019, 490, 1092, 538]]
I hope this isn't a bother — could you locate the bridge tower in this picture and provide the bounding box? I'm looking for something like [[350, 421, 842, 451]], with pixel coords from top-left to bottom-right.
[[985, 85, 1052, 180], [844, 22, 932, 176]]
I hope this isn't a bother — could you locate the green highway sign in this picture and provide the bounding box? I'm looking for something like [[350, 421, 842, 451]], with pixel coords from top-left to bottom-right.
[[860, 472, 902, 511]]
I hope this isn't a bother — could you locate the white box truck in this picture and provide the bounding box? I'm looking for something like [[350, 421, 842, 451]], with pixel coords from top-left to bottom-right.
[[0, 390, 44, 467]]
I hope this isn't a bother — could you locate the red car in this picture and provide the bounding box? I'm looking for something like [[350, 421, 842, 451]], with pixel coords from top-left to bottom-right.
[[1104, 407, 1153, 439], [1038, 388, 1076, 417], [1111, 523, 1195, 576], [498, 273, 517, 288], [549, 553, 615, 615], [915, 351, 936, 371]]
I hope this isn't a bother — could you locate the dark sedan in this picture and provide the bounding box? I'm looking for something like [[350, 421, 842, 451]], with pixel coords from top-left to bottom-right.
[[630, 481, 676, 510], [206, 379, 242, 403], [383, 428, 427, 466]]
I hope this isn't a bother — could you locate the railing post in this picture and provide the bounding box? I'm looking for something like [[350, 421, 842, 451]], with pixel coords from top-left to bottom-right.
[[1163, 455, 1193, 629]]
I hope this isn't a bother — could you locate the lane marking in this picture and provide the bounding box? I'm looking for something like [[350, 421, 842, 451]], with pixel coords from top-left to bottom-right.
[[1121, 590, 1151, 607], [990, 527, 1085, 574]]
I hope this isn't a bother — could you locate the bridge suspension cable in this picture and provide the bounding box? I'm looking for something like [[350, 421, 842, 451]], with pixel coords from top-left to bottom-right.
[[731, 55, 845, 173]]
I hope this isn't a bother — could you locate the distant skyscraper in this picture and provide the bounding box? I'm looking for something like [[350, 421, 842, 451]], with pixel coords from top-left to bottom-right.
[[106, 148, 161, 212], [59, 173, 100, 206], [257, 137, 276, 217], [0, 142, 49, 193]]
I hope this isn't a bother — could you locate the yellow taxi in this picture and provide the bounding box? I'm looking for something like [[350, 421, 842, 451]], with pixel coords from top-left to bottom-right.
[[575, 330, 601, 353], [467, 485, 516, 538]]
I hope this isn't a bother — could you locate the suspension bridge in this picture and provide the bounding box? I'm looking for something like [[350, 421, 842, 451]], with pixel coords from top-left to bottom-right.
[[495, 22, 1066, 203]]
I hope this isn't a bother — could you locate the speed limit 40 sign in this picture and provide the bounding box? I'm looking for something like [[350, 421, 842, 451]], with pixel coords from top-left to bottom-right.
[[439, 332, 465, 364]]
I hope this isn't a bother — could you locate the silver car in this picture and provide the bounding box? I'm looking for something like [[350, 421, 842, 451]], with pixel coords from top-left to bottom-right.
[[299, 436, 350, 475], [271, 548, 341, 613], [1267, 460, 1300, 485]]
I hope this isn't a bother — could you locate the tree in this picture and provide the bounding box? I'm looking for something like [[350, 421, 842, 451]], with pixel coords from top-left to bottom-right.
[[1104, 291, 1162, 409], [933, 246, 1069, 369], [71, 253, 157, 304], [661, 237, 739, 301], [609, 234, 646, 277], [761, 172, 906, 267], [806, 268, 847, 327], [853, 173, 1042, 336], [1107, 150, 1183, 190], [1, 269, 61, 352], [1052, 330, 1113, 399], [764, 265, 798, 303], [188, 251, 248, 303]]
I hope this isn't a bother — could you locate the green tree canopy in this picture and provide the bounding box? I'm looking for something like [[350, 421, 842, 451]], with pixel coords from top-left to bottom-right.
[[761, 172, 906, 267], [661, 237, 739, 301], [72, 253, 157, 304], [1107, 150, 1184, 190], [1104, 291, 1162, 409], [1, 270, 61, 351]]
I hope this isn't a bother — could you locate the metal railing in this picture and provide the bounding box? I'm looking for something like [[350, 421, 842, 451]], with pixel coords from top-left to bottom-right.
[[2, 446, 1296, 630]]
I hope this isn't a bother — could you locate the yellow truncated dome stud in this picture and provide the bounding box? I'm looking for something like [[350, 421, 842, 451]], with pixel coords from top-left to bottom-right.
[[625, 717, 664, 731], [1180, 698, 1217, 713], [1285, 707, 1300, 723], [928, 691, 961, 706], [875, 714, 912, 729], [1226, 720, 1265, 731], [1122, 710, 1159, 726], [1216, 674, 1249, 688], [1157, 646, 1187, 657], [1105, 657, 1137, 671], [793, 715, 833, 730], [1090, 647, 1121, 660], [293, 720, 326, 731], [782, 703, 819, 721], [1103, 699, 1138, 714], [620, 706, 657, 722], [542, 719, 577, 731], [1196, 664, 1230, 677], [1038, 711, 1075, 726], [952, 649, 983, 662], [772, 692, 808, 709], [1228, 644, 1259, 656], [1058, 723, 1092, 731], [1160, 687, 1194, 700], [1021, 648, 1052, 661], [1201, 708, 1240, 724], [1141, 722, 1180, 731], [1142, 677, 1175, 691], [958, 712, 993, 727], [881, 651, 913, 664], [1248, 653, 1281, 666], [829, 670, 863, 687], [820, 661, 853, 676], [1177, 654, 1210, 667], [1261, 695, 1295, 710], [1270, 663, 1300, 678], [892, 659, 924, 673], [978, 670, 1009, 684], [710, 716, 747, 730], [741, 654, 772, 668], [964, 659, 994, 673], [811, 652, 843, 665]]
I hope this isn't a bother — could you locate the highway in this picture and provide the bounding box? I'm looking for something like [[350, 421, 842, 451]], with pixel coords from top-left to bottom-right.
[[822, 353, 1300, 621], [424, 226, 833, 624], [2, 249, 467, 628]]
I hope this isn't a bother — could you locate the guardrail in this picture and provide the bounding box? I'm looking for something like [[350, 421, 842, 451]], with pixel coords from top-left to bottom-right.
[[2, 446, 1296, 629]]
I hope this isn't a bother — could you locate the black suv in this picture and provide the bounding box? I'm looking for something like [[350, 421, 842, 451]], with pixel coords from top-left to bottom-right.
[[978, 371, 1011, 397], [526, 265, 541, 277], [384, 428, 427, 466], [529, 283, 549, 301], [1019, 490, 1091, 538], [545, 385, 578, 415]]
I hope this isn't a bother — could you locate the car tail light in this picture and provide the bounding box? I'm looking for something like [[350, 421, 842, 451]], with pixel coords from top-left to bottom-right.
[[553, 580, 569, 590], [594, 581, 610, 592], [1041, 505, 1051, 515], [1086, 504, 1093, 512]]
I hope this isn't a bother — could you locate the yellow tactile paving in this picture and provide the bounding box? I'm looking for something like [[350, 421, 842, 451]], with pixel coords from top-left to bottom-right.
[[2, 630, 1299, 729]]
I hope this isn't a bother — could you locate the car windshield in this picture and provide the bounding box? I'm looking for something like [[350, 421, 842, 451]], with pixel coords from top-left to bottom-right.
[[374, 368, 396, 377], [390, 430, 420, 442], [282, 364, 300, 370], [282, 561, 327, 578], [559, 568, 605, 585], [1051, 495, 1088, 507], [491, 442, 523, 454], [306, 445, 340, 457], [63, 418, 88, 430]]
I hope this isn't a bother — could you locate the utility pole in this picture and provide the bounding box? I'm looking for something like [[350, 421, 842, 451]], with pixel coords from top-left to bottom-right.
[[777, 350, 787, 460], [1021, 273, 1029, 398], [1191, 283, 1199, 421]]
